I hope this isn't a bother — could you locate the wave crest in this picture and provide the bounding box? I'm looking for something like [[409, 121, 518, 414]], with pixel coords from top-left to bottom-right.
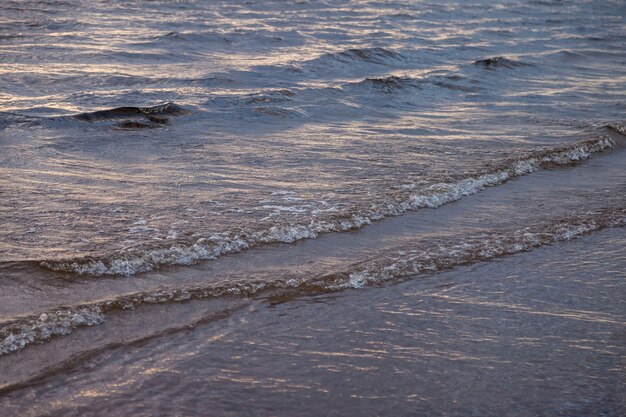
[[3, 207, 624, 356], [38, 135, 615, 277], [72, 102, 191, 123], [353, 76, 419, 93], [305, 47, 405, 69], [474, 56, 529, 69]]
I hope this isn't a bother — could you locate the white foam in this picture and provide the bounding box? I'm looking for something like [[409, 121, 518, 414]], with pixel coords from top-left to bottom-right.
[[7, 208, 624, 356], [128, 226, 159, 234], [339, 214, 622, 290], [42, 136, 614, 276], [0, 307, 104, 355], [262, 205, 309, 213]]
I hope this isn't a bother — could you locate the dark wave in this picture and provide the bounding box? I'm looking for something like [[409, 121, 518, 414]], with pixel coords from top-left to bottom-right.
[[310, 47, 405, 67], [344, 72, 483, 96], [72, 102, 190, 123], [57, 102, 192, 129], [207, 89, 306, 120], [152, 29, 306, 48], [551, 50, 590, 61], [251, 106, 309, 119], [473, 56, 529, 69], [347, 74, 476, 95], [431, 73, 482, 92], [243, 89, 295, 104], [1, 102, 192, 130], [0, 111, 45, 129], [351, 76, 420, 93]]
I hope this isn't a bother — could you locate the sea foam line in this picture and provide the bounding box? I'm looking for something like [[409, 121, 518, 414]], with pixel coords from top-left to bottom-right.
[[340, 211, 625, 289], [41, 136, 614, 276], [3, 207, 624, 356]]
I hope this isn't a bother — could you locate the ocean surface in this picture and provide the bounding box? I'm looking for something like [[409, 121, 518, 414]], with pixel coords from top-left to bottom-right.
[[1, 0, 625, 415]]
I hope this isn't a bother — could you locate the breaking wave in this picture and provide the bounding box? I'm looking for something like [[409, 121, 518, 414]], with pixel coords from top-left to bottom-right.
[[39, 135, 615, 277], [607, 123, 626, 136], [338, 209, 625, 289], [2, 206, 624, 356]]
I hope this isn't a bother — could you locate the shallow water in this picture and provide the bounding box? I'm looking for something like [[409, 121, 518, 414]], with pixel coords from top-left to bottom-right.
[[1, 227, 625, 416], [0, 0, 625, 415]]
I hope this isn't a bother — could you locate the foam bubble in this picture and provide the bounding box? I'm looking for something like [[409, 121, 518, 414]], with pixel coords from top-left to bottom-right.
[[0, 307, 104, 355], [41, 136, 614, 277], [5, 207, 625, 356]]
